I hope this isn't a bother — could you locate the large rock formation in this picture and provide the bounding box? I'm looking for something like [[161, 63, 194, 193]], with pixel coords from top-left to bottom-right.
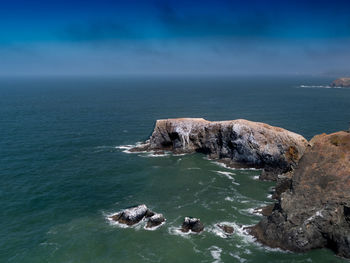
[[250, 131, 350, 258], [109, 204, 161, 226], [132, 118, 308, 180], [331, 77, 350, 88]]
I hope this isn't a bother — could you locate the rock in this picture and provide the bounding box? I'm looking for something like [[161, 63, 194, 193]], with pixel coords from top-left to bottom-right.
[[146, 213, 165, 228], [253, 204, 275, 217], [132, 118, 308, 180], [272, 172, 293, 200], [250, 131, 350, 258], [145, 209, 155, 218], [110, 204, 152, 226], [181, 217, 204, 233], [217, 224, 234, 234], [331, 77, 350, 88]]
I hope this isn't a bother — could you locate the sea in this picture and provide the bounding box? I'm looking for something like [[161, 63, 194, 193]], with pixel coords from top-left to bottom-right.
[[1, 76, 350, 263]]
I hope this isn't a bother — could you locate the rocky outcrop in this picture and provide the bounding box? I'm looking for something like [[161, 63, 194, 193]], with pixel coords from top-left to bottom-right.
[[217, 224, 234, 234], [331, 77, 350, 87], [132, 118, 308, 180], [146, 213, 165, 228], [181, 217, 204, 233], [250, 131, 350, 258], [110, 204, 164, 227]]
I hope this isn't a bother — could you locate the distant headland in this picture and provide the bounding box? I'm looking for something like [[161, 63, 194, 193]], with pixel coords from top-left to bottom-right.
[[331, 77, 350, 87]]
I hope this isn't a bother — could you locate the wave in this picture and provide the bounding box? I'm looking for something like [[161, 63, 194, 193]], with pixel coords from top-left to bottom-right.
[[209, 246, 223, 263], [139, 153, 170, 158], [167, 226, 197, 238], [187, 167, 201, 170], [116, 143, 190, 159], [213, 170, 240, 185], [211, 161, 260, 171], [240, 208, 263, 217], [115, 142, 149, 153]]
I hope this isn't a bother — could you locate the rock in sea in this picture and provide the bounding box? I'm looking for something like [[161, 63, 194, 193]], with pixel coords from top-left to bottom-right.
[[131, 118, 308, 180], [110, 204, 160, 226], [250, 131, 350, 258], [146, 213, 165, 228], [181, 217, 204, 233], [217, 224, 234, 234]]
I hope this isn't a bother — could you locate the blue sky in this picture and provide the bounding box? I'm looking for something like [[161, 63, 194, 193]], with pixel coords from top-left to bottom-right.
[[1, 0, 350, 76]]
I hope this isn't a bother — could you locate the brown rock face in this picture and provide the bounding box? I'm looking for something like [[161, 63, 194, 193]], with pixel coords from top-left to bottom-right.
[[132, 118, 308, 180], [331, 77, 350, 87], [217, 224, 235, 234], [250, 131, 350, 258]]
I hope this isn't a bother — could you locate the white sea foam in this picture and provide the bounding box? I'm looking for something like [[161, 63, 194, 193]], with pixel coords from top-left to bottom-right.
[[139, 153, 170, 158], [229, 253, 247, 263], [298, 84, 346, 89], [208, 222, 236, 239], [299, 85, 331, 88], [187, 167, 201, 170], [167, 226, 192, 238], [115, 145, 134, 150], [225, 196, 234, 202], [229, 222, 289, 253], [209, 246, 223, 263], [143, 221, 166, 231], [252, 175, 260, 180], [115, 142, 148, 153], [213, 170, 240, 185], [211, 161, 260, 171], [242, 207, 263, 216], [173, 153, 187, 156]]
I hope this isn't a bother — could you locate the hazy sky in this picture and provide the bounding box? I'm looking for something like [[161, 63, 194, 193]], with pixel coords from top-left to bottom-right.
[[1, 0, 350, 76]]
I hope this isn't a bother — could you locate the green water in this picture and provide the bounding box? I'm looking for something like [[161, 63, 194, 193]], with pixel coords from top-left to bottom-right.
[[1, 76, 349, 262]]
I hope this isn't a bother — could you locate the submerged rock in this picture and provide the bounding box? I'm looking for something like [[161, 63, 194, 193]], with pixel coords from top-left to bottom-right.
[[146, 213, 165, 228], [110, 204, 157, 226], [181, 217, 204, 233], [217, 224, 234, 234], [132, 118, 308, 180], [250, 131, 350, 258], [331, 77, 350, 88]]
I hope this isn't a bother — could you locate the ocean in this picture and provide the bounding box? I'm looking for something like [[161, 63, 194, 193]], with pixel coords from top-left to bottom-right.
[[1, 76, 349, 262]]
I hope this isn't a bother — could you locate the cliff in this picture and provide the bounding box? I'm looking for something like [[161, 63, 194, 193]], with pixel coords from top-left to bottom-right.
[[250, 131, 350, 258], [132, 118, 308, 180], [331, 77, 350, 87]]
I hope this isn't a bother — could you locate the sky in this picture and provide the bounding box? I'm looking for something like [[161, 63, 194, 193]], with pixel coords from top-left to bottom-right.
[[1, 0, 350, 76]]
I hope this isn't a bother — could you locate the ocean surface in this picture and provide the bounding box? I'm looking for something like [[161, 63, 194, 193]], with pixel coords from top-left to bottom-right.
[[1, 76, 350, 263]]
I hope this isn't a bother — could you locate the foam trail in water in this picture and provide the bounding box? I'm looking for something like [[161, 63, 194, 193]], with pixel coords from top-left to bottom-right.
[[213, 170, 240, 185], [211, 161, 260, 171], [143, 221, 166, 231], [209, 246, 223, 263], [139, 153, 170, 158], [298, 85, 346, 89], [115, 142, 149, 153]]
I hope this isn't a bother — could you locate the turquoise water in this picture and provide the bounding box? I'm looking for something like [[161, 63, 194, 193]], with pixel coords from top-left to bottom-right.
[[1, 76, 350, 262]]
